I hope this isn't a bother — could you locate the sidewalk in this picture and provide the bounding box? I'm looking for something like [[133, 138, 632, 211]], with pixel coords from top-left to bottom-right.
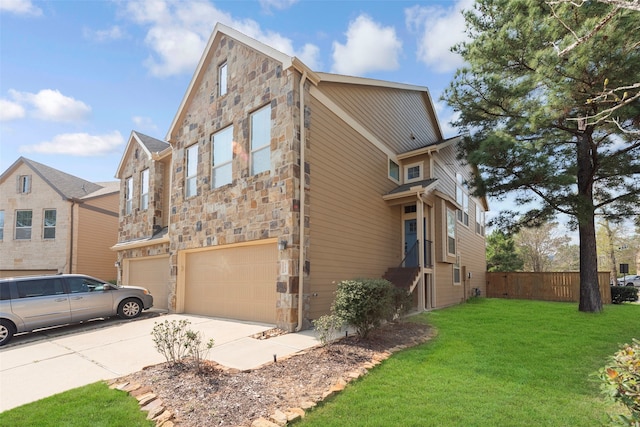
[[0, 313, 320, 412]]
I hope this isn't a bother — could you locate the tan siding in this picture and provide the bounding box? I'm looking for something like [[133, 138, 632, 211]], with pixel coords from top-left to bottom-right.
[[318, 83, 440, 153], [76, 194, 118, 280], [307, 97, 403, 319]]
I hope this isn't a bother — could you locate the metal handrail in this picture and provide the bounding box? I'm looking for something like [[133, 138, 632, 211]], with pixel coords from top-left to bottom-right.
[[401, 240, 419, 268]]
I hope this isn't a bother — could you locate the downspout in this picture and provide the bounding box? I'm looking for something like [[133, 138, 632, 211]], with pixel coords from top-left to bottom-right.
[[416, 191, 426, 311], [69, 200, 75, 273], [296, 71, 308, 331]]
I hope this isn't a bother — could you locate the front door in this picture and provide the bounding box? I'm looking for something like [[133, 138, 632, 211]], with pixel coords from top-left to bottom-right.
[[404, 219, 418, 267]]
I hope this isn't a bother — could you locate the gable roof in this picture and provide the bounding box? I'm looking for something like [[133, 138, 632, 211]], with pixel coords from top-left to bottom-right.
[[0, 157, 113, 200], [165, 23, 320, 141], [115, 131, 171, 178]]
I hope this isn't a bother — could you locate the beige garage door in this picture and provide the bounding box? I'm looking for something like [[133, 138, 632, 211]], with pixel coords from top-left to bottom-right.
[[125, 256, 170, 310], [184, 243, 277, 323]]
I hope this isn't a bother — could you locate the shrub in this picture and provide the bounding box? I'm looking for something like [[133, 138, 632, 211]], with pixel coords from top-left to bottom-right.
[[611, 286, 639, 304], [331, 278, 395, 338], [600, 339, 640, 425], [151, 319, 214, 370], [313, 314, 344, 345], [392, 286, 413, 320]]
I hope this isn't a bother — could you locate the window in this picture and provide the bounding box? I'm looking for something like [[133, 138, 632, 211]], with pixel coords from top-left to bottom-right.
[[186, 144, 198, 197], [456, 173, 469, 226], [453, 260, 461, 284], [43, 209, 56, 239], [405, 162, 422, 183], [15, 210, 32, 240], [446, 208, 456, 255], [125, 177, 133, 215], [476, 205, 485, 236], [251, 105, 272, 175], [212, 126, 233, 188], [0, 210, 4, 241], [140, 169, 149, 211], [218, 62, 228, 96], [17, 278, 64, 298], [389, 159, 400, 182], [18, 175, 31, 194]]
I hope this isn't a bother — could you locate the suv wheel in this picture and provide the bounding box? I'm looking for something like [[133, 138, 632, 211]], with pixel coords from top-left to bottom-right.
[[0, 319, 15, 346], [118, 298, 142, 319]]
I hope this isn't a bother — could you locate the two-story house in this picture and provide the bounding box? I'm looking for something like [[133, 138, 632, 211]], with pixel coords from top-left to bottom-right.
[[0, 157, 119, 279], [113, 23, 488, 330]]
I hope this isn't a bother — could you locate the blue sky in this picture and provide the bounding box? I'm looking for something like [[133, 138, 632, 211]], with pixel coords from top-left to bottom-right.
[[1, 0, 472, 183]]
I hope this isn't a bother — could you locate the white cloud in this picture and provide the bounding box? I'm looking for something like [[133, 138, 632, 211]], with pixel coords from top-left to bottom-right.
[[122, 0, 320, 76], [8, 89, 91, 122], [84, 25, 125, 42], [331, 15, 402, 76], [132, 116, 158, 132], [0, 99, 26, 121], [19, 131, 125, 156], [405, 0, 473, 73], [0, 0, 42, 16], [259, 0, 298, 12]]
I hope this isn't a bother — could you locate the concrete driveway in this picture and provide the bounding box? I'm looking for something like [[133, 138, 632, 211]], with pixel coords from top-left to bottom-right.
[[0, 312, 320, 412]]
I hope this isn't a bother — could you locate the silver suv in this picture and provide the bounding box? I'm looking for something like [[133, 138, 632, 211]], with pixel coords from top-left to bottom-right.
[[0, 274, 153, 346]]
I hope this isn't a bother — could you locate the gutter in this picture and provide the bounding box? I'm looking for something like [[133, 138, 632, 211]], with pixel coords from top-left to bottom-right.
[[296, 71, 308, 332]]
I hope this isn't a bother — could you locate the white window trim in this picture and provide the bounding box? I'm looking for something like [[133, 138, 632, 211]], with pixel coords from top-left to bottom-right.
[[125, 177, 133, 215], [185, 143, 198, 198], [43, 209, 56, 239], [453, 256, 461, 286], [15, 209, 32, 240], [404, 161, 423, 184], [388, 158, 400, 184], [18, 175, 31, 194], [446, 208, 456, 257], [211, 125, 234, 189], [456, 173, 469, 227], [0, 210, 4, 241], [218, 61, 228, 97], [475, 204, 486, 236], [250, 104, 272, 176], [140, 169, 149, 211]]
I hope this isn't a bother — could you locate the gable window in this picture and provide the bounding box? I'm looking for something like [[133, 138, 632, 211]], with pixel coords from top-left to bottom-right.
[[186, 144, 198, 198], [43, 209, 56, 239], [456, 173, 469, 226], [251, 104, 272, 175], [446, 208, 456, 256], [218, 62, 228, 96], [0, 210, 4, 241], [140, 169, 149, 211], [125, 177, 133, 215], [212, 125, 233, 188], [15, 210, 32, 240], [476, 205, 485, 236], [389, 159, 400, 182], [18, 175, 31, 194], [405, 162, 423, 183]]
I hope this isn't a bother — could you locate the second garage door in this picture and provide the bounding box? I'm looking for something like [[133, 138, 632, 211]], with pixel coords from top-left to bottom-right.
[[184, 243, 277, 324], [125, 256, 170, 310]]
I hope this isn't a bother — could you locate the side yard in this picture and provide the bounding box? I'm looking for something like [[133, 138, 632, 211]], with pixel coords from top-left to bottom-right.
[[298, 298, 640, 426]]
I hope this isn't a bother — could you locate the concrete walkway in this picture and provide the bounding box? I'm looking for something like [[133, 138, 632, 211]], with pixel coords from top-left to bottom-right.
[[0, 312, 320, 412]]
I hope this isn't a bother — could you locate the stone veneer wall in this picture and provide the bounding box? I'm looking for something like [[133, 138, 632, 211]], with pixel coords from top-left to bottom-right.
[[167, 35, 308, 331]]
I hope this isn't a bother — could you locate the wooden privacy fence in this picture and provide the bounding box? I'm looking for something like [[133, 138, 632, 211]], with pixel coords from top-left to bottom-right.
[[486, 272, 612, 304]]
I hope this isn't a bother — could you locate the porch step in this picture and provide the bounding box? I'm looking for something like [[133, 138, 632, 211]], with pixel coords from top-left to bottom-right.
[[383, 267, 420, 290]]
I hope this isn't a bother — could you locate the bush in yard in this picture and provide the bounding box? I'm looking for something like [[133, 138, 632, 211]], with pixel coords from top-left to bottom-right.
[[600, 339, 640, 425], [151, 319, 214, 370], [331, 278, 395, 339], [313, 314, 344, 345], [611, 286, 639, 304]]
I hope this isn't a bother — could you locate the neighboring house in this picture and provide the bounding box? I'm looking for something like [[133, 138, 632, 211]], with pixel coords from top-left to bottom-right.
[[0, 157, 119, 280], [113, 23, 488, 330]]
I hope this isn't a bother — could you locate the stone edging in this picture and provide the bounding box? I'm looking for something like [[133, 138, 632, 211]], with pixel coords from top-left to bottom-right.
[[108, 327, 437, 427]]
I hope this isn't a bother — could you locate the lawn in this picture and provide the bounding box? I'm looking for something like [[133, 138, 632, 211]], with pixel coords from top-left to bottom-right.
[[0, 381, 153, 427], [298, 298, 640, 427]]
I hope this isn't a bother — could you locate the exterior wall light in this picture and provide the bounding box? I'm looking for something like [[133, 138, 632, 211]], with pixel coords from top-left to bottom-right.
[[278, 239, 288, 251]]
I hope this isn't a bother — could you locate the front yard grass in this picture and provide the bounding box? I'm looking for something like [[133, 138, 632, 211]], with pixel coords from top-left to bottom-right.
[[0, 381, 153, 427], [298, 298, 640, 426]]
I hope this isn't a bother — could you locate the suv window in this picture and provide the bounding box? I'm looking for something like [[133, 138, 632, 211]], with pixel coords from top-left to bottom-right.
[[0, 282, 12, 300], [17, 279, 65, 298], [67, 277, 106, 293]]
